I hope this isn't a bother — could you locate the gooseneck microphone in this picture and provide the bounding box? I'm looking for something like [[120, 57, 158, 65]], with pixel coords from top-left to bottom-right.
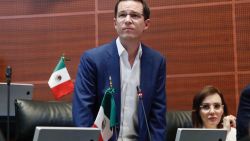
[[137, 86, 152, 141], [6, 66, 12, 85], [5, 66, 12, 141]]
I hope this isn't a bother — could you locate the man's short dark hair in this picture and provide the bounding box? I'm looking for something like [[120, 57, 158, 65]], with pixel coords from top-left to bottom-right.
[[114, 0, 150, 20]]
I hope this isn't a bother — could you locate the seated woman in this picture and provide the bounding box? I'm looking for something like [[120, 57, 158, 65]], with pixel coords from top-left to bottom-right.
[[192, 85, 236, 141]]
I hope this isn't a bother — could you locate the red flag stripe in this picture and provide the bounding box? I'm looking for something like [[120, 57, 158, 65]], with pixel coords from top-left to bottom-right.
[[93, 124, 104, 141], [51, 80, 74, 100]]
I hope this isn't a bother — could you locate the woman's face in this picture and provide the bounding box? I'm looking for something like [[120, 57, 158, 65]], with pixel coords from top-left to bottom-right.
[[199, 93, 224, 128]]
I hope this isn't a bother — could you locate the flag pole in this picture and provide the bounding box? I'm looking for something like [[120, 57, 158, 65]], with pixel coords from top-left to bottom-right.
[[109, 76, 113, 88], [61, 53, 71, 61]]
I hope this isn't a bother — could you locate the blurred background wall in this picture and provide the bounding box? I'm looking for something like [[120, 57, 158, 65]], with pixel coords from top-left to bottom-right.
[[0, 0, 250, 115]]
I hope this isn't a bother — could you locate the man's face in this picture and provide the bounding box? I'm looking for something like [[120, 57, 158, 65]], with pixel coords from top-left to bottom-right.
[[114, 1, 150, 41]]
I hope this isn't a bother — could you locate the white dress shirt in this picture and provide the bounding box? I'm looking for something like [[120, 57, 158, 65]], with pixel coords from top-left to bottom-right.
[[116, 37, 142, 141]]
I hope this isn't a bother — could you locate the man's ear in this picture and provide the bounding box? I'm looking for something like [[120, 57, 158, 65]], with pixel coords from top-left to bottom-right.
[[144, 19, 150, 31]]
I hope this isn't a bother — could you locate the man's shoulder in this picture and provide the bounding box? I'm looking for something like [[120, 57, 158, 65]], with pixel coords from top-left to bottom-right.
[[142, 43, 165, 60], [241, 85, 250, 97]]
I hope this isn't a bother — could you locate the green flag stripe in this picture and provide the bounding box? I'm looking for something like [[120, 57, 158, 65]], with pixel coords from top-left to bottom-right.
[[101, 87, 117, 128], [53, 57, 66, 72], [110, 95, 116, 127]]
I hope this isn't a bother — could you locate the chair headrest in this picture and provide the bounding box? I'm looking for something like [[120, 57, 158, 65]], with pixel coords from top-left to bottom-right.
[[15, 99, 74, 141], [166, 111, 193, 141]]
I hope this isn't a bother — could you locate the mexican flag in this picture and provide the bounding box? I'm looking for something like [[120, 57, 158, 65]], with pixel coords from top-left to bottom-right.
[[48, 57, 74, 100], [93, 87, 117, 141]]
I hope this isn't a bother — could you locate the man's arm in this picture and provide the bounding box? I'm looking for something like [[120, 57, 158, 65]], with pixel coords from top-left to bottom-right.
[[237, 85, 250, 140], [72, 52, 98, 127], [149, 57, 167, 141]]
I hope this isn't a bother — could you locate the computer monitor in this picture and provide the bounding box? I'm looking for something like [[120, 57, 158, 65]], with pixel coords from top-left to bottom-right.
[[33, 126, 100, 141], [0, 83, 33, 116], [175, 128, 227, 141]]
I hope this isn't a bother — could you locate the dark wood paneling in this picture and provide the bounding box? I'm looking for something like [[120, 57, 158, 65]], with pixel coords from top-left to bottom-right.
[[143, 5, 234, 74], [33, 83, 72, 101], [0, 15, 95, 82], [0, 1, 95, 16], [239, 74, 250, 94], [236, 3, 250, 71], [167, 75, 236, 114], [98, 13, 117, 45], [98, 0, 231, 10], [98, 0, 116, 11], [147, 0, 231, 7]]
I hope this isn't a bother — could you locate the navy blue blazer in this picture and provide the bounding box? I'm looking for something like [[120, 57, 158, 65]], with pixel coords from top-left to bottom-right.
[[237, 85, 250, 140], [73, 40, 167, 141]]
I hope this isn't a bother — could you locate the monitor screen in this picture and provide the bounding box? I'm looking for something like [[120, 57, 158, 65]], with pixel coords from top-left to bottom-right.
[[33, 126, 100, 141], [175, 128, 227, 141], [0, 83, 33, 116]]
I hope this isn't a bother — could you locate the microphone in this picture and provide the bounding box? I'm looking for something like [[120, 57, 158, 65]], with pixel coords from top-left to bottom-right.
[[6, 66, 12, 85], [137, 86, 151, 141], [5, 66, 12, 141]]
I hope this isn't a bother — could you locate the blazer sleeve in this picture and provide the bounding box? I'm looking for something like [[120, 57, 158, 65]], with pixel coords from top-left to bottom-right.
[[149, 57, 167, 141], [237, 85, 250, 140], [72, 52, 98, 127]]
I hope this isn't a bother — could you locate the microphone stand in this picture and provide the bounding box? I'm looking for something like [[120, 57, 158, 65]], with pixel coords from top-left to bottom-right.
[[137, 86, 152, 141], [113, 126, 118, 141], [6, 66, 12, 141]]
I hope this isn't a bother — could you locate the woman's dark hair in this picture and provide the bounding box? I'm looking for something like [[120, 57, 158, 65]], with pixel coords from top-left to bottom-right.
[[114, 0, 150, 20], [192, 85, 228, 128]]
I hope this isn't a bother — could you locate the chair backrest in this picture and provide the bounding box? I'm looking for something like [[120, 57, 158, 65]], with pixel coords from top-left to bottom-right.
[[0, 130, 5, 141], [15, 99, 74, 141], [166, 111, 193, 141], [15, 99, 193, 141]]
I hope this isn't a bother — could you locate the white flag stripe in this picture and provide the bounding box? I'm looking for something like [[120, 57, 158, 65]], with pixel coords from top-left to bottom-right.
[[48, 68, 71, 88], [101, 118, 112, 141], [94, 107, 113, 141], [94, 107, 105, 127]]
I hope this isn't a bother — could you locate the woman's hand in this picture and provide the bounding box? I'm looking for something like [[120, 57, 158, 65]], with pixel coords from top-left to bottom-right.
[[223, 115, 236, 130]]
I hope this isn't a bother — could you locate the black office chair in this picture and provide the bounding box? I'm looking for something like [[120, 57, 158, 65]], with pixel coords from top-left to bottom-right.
[[0, 130, 5, 141], [15, 99, 74, 141]]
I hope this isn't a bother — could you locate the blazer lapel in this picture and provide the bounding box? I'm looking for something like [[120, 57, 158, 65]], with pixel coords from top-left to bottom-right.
[[140, 45, 153, 101], [105, 41, 121, 126]]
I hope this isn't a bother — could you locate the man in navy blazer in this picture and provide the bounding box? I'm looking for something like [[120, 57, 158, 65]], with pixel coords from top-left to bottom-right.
[[73, 0, 166, 141], [237, 85, 250, 140]]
